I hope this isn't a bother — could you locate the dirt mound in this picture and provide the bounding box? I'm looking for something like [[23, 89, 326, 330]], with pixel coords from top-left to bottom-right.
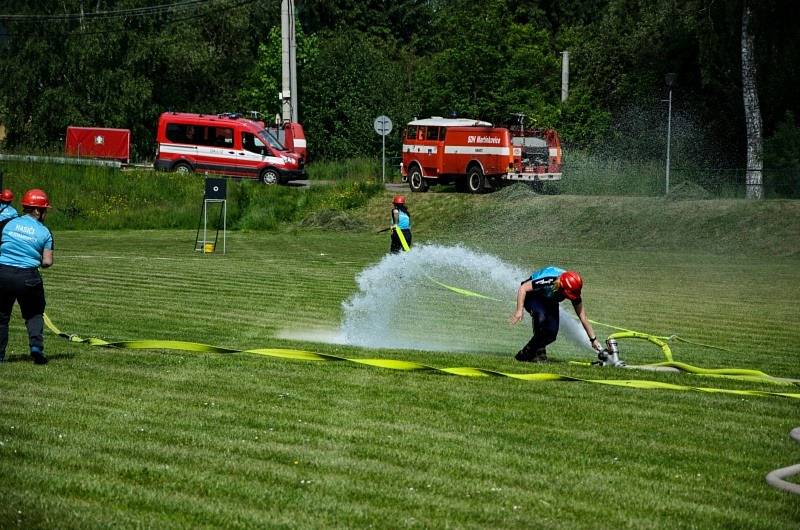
[[300, 209, 367, 231], [492, 183, 540, 201]]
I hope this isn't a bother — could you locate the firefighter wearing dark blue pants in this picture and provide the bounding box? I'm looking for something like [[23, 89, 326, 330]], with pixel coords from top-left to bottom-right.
[[509, 266, 602, 362], [0, 189, 54, 364], [389, 195, 412, 253]]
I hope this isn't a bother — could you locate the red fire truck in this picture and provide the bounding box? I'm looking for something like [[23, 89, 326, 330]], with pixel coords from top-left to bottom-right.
[[266, 121, 307, 160], [154, 112, 304, 184], [400, 117, 562, 193]]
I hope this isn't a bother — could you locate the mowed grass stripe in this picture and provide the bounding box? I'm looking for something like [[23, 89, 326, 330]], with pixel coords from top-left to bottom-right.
[[3, 230, 800, 529]]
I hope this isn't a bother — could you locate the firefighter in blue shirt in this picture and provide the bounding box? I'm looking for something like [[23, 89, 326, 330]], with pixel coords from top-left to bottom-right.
[[0, 188, 17, 222], [0, 189, 54, 364], [509, 266, 602, 362], [390, 195, 412, 253]]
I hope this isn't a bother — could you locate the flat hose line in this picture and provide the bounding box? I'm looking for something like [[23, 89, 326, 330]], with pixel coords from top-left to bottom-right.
[[765, 427, 800, 495], [42, 315, 800, 400], [424, 277, 800, 387]]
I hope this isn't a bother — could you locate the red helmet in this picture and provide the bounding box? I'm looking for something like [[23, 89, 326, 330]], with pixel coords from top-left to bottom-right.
[[559, 271, 583, 300], [0, 188, 12, 202], [393, 195, 406, 205], [21, 189, 51, 209]]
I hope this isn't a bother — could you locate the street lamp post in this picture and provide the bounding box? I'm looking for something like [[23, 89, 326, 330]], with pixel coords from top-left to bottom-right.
[[664, 73, 676, 196]]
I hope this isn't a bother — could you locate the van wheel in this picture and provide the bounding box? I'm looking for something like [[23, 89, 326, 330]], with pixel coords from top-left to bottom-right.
[[408, 166, 429, 192], [260, 168, 279, 185], [466, 166, 485, 194], [173, 162, 192, 174]]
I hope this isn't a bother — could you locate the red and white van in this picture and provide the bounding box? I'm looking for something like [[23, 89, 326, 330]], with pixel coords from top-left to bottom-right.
[[400, 117, 562, 193], [154, 112, 305, 184]]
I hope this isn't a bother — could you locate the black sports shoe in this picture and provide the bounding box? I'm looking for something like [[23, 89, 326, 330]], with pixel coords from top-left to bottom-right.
[[30, 349, 48, 365], [515, 349, 548, 363]]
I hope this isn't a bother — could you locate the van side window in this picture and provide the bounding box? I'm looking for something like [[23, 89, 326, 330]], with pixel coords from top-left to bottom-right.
[[166, 123, 202, 145], [242, 132, 267, 155], [406, 126, 417, 140], [426, 127, 440, 141], [440, 128, 447, 141], [212, 127, 234, 148]]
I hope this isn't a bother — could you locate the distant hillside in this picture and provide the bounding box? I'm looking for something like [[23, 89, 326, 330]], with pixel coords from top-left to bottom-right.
[[364, 185, 800, 257]]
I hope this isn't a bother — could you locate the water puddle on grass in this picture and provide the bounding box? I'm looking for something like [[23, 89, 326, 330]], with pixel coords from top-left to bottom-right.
[[280, 244, 592, 355]]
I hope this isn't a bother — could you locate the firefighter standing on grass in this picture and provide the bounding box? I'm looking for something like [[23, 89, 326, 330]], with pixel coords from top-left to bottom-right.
[[509, 266, 602, 363], [0, 189, 54, 365], [0, 189, 17, 222], [389, 195, 412, 253]]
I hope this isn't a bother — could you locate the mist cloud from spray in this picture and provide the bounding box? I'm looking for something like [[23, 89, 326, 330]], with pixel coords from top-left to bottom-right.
[[338, 244, 592, 355]]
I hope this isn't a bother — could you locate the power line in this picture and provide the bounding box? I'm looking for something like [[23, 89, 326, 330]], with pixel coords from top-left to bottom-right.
[[0, 0, 261, 38], [0, 0, 212, 21]]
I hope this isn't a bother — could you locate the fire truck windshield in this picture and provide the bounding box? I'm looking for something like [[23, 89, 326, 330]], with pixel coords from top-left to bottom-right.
[[259, 129, 286, 151]]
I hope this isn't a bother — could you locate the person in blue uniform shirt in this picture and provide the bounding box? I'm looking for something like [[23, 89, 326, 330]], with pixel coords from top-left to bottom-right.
[[509, 266, 602, 362], [0, 188, 17, 222], [0, 189, 54, 364], [389, 195, 412, 253]]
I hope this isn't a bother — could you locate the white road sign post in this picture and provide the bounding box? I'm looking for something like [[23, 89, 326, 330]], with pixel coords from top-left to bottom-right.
[[374, 115, 393, 182]]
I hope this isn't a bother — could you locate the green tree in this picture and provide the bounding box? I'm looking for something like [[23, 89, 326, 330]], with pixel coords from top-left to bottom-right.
[[237, 22, 318, 123], [301, 30, 411, 160], [0, 0, 276, 159]]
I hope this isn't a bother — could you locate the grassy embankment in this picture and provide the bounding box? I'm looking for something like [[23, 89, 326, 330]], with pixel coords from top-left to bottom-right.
[[0, 160, 799, 529]]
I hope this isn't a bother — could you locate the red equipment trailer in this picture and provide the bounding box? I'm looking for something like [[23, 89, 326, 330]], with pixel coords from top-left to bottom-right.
[[65, 126, 131, 163]]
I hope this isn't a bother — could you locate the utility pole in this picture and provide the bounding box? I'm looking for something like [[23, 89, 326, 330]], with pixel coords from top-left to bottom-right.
[[561, 51, 569, 102], [664, 73, 676, 196], [281, 0, 297, 123]]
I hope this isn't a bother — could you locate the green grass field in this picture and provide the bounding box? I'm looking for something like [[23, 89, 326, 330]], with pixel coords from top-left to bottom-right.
[[1, 176, 799, 528]]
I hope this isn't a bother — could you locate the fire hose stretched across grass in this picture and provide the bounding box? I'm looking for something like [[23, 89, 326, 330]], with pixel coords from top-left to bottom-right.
[[40, 258, 800, 491], [424, 275, 800, 494]]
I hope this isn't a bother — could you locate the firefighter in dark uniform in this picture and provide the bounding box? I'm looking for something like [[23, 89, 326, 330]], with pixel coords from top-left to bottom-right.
[[509, 266, 602, 362], [0, 189, 54, 364], [389, 195, 412, 253], [0, 188, 17, 222]]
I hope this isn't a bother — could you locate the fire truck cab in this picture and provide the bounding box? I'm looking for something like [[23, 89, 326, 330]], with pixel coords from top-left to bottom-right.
[[154, 112, 305, 184], [400, 117, 562, 193]]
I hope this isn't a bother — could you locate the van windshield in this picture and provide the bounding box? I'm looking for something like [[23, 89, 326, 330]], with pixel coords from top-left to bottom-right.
[[259, 129, 286, 151]]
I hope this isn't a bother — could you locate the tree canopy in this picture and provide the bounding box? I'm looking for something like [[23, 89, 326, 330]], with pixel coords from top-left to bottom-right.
[[0, 0, 797, 166]]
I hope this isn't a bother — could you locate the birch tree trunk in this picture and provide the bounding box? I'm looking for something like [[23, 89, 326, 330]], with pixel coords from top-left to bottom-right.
[[741, 1, 763, 199]]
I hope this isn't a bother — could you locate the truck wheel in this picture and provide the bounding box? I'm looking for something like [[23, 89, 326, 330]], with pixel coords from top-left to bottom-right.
[[408, 166, 429, 192], [466, 167, 485, 194], [260, 168, 279, 185], [173, 162, 192, 174]]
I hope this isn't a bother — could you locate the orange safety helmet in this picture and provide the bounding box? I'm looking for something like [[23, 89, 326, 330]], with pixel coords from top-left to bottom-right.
[[559, 271, 583, 300], [393, 195, 406, 205], [21, 189, 51, 209], [0, 188, 12, 202]]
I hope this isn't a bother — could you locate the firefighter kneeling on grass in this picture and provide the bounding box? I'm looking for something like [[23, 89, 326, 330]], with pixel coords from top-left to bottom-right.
[[509, 266, 602, 363], [0, 189, 54, 365], [389, 195, 412, 254]]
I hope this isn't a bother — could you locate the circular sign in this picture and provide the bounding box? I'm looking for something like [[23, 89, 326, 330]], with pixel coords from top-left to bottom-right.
[[374, 115, 393, 136]]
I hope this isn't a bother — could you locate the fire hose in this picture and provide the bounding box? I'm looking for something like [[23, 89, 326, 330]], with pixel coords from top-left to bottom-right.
[[765, 427, 800, 495], [423, 275, 800, 387], [41, 314, 800, 400]]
